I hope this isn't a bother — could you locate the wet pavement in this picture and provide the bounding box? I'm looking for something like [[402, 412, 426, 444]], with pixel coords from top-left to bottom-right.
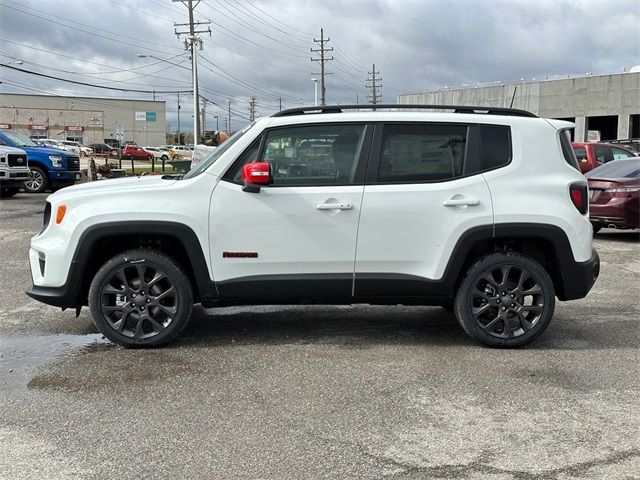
[[1, 192, 639, 479]]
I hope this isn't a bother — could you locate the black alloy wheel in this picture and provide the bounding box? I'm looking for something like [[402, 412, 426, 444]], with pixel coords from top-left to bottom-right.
[[454, 252, 555, 347], [88, 249, 193, 347]]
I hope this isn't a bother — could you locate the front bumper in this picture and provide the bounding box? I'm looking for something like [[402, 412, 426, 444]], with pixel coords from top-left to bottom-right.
[[0, 169, 31, 184], [48, 169, 82, 183], [557, 248, 600, 301]]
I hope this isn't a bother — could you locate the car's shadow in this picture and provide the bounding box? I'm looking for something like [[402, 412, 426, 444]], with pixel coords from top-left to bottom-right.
[[176, 305, 472, 348]]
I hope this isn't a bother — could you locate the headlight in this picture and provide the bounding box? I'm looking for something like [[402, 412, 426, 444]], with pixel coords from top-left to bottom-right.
[[48, 155, 63, 167]]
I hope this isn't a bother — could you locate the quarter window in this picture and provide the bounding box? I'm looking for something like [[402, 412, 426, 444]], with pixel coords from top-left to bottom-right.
[[378, 124, 467, 182], [480, 125, 511, 170]]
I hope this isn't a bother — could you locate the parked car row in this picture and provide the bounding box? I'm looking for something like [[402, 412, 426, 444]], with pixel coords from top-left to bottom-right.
[[0, 130, 81, 194]]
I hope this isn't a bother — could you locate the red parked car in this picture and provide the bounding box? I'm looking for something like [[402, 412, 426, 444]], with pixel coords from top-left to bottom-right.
[[586, 158, 640, 232], [121, 144, 154, 160], [572, 142, 636, 174]]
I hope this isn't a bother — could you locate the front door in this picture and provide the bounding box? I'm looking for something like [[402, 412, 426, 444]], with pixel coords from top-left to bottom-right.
[[209, 123, 372, 299]]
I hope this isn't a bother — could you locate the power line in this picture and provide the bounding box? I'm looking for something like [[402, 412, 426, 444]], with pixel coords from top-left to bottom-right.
[[1, 64, 192, 94], [0, 2, 182, 55]]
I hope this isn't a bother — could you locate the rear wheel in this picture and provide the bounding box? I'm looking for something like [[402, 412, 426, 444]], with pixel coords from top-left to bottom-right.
[[23, 166, 49, 193], [454, 252, 555, 347], [591, 223, 602, 234], [88, 249, 193, 347]]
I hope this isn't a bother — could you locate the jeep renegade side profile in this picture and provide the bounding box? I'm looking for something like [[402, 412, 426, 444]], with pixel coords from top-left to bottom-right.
[[26, 105, 600, 348]]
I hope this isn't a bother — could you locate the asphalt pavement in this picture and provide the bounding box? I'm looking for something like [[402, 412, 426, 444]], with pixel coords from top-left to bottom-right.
[[1, 192, 639, 479]]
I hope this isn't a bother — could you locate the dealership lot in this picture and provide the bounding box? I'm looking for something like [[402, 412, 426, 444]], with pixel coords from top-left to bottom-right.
[[1, 193, 639, 479]]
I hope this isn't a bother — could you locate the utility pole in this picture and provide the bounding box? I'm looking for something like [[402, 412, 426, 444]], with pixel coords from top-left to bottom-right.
[[173, 0, 211, 144], [278, 97, 282, 112], [366, 64, 382, 105], [310, 28, 333, 106], [227, 99, 232, 134], [248, 97, 257, 122]]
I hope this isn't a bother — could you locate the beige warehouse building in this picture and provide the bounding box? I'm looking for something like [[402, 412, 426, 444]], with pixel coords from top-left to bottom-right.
[[398, 72, 640, 142], [0, 93, 166, 146]]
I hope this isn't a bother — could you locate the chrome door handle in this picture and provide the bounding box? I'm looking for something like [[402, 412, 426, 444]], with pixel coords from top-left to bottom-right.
[[316, 202, 353, 210], [442, 197, 479, 206]]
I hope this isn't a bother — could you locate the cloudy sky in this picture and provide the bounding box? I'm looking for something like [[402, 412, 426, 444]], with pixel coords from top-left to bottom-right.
[[0, 0, 639, 131]]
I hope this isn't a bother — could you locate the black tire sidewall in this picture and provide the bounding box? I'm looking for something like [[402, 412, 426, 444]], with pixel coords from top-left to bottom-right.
[[89, 250, 193, 347], [454, 253, 556, 348]]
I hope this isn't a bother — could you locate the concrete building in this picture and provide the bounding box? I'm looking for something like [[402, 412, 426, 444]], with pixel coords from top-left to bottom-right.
[[398, 72, 640, 142], [0, 93, 167, 146]]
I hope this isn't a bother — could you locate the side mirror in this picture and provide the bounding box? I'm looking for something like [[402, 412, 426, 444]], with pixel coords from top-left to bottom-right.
[[242, 162, 272, 192]]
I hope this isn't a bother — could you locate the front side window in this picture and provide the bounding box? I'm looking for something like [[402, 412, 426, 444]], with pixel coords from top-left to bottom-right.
[[378, 124, 467, 182], [226, 124, 367, 186]]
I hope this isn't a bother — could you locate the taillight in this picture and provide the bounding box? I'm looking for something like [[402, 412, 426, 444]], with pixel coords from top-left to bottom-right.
[[569, 183, 588, 214]]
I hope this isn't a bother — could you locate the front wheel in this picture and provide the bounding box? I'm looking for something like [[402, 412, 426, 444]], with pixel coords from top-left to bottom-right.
[[88, 249, 193, 347], [454, 252, 555, 347], [23, 166, 49, 193]]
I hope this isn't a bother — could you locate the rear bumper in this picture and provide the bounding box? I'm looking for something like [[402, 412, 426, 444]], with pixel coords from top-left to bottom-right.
[[557, 248, 600, 301]]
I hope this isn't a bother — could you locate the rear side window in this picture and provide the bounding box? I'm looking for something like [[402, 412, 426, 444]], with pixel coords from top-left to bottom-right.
[[559, 130, 580, 171], [378, 124, 467, 182], [479, 125, 511, 170]]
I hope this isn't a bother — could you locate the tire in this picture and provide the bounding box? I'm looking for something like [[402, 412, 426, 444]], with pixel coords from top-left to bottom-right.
[[591, 223, 602, 234], [81, 151, 87, 157], [0, 185, 20, 198], [161, 155, 169, 161], [23, 166, 49, 193], [111, 150, 118, 157], [88, 249, 193, 348], [454, 252, 555, 348]]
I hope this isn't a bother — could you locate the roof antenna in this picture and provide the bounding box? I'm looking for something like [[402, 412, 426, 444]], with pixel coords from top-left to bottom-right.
[[510, 86, 518, 108]]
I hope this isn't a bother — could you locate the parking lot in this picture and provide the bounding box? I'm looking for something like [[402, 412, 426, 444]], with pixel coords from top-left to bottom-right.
[[1, 192, 639, 479]]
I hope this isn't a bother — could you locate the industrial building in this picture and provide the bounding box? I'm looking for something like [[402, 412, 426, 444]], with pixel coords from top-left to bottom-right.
[[0, 93, 167, 146], [398, 72, 640, 142]]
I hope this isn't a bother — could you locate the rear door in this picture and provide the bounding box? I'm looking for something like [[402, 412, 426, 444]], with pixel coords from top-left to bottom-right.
[[354, 122, 495, 297]]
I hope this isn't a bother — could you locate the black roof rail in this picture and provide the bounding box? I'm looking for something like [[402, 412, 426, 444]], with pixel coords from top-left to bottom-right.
[[271, 104, 538, 118]]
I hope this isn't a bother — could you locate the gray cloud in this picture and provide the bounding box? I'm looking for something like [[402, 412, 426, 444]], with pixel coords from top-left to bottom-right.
[[1, 0, 638, 132]]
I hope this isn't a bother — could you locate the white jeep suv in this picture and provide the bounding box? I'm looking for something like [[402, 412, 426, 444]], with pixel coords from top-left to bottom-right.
[[26, 105, 600, 348]]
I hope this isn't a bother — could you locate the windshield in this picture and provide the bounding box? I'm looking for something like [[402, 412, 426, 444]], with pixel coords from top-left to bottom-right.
[[183, 122, 255, 179], [1, 130, 37, 147], [586, 158, 640, 179]]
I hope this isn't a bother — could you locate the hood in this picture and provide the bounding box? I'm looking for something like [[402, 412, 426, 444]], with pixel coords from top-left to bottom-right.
[[48, 175, 178, 202], [25, 145, 78, 157], [0, 145, 27, 155]]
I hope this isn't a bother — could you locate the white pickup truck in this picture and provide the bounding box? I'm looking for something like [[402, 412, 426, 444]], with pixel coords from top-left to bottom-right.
[[0, 145, 30, 197]]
